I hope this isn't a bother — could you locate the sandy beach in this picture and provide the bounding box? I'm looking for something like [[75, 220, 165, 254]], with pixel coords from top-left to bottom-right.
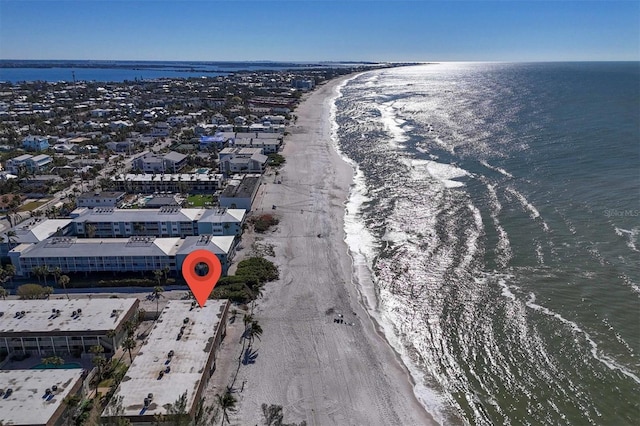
[[224, 76, 434, 425]]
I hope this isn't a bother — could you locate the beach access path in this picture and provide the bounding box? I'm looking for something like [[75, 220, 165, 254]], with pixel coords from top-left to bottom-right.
[[229, 76, 434, 425]]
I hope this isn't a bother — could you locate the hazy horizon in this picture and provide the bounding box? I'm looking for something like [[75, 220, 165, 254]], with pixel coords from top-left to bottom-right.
[[1, 1, 638, 63]]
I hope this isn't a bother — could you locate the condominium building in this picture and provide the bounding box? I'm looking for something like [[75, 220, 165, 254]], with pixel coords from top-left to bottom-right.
[[0, 369, 85, 426], [102, 300, 230, 424], [218, 147, 268, 174], [132, 151, 188, 173], [70, 206, 245, 238], [0, 298, 139, 356], [76, 191, 126, 208], [9, 235, 236, 277], [0, 218, 73, 257], [112, 173, 225, 194]]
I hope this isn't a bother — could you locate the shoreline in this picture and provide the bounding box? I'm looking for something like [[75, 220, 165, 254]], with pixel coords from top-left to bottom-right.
[[231, 75, 435, 425]]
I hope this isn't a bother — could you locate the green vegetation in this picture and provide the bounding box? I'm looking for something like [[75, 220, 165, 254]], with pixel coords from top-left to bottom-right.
[[187, 194, 214, 207], [261, 403, 308, 426], [17, 199, 49, 212], [251, 214, 279, 233], [211, 257, 278, 303], [268, 153, 286, 167], [16, 283, 53, 299]]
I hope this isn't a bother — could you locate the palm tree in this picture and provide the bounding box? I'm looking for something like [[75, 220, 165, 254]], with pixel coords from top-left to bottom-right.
[[0, 286, 7, 300], [216, 390, 237, 426], [152, 285, 164, 319], [63, 394, 82, 426], [85, 222, 97, 238], [247, 320, 263, 347], [6, 230, 17, 250], [4, 264, 16, 285], [153, 270, 163, 287], [106, 329, 117, 353], [122, 320, 136, 338], [59, 275, 70, 300], [122, 337, 136, 363], [32, 265, 44, 284], [41, 356, 65, 367], [162, 265, 170, 281], [51, 266, 62, 285], [89, 344, 106, 379]]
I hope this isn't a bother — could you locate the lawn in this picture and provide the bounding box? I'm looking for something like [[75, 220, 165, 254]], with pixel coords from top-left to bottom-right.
[[18, 199, 50, 212], [187, 194, 214, 207]]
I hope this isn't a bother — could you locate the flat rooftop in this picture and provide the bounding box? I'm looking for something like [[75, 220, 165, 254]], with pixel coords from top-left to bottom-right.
[[16, 237, 183, 258], [0, 298, 138, 336], [77, 191, 125, 200], [104, 300, 228, 419], [221, 175, 261, 199], [0, 369, 84, 426]]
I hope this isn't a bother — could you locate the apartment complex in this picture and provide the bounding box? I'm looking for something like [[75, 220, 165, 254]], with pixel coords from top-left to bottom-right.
[[112, 172, 224, 194], [102, 300, 230, 424], [76, 191, 127, 208], [70, 206, 245, 238], [0, 369, 85, 426], [0, 298, 139, 356], [8, 235, 236, 277]]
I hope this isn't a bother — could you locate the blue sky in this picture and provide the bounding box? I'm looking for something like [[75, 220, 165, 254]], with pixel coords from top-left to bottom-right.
[[0, 1, 638, 61]]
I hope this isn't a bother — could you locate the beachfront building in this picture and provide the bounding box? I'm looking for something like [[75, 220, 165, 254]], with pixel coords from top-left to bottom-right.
[[0, 369, 85, 426], [218, 147, 268, 174], [102, 300, 230, 425], [0, 298, 139, 356], [76, 191, 127, 208], [132, 151, 188, 173], [8, 235, 236, 277], [232, 136, 281, 154], [70, 206, 245, 238], [218, 174, 262, 211], [5, 153, 53, 175], [112, 172, 225, 194], [0, 218, 73, 257]]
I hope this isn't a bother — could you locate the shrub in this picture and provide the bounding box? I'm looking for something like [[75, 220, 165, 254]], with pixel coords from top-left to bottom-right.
[[16, 283, 53, 299], [251, 214, 279, 233], [268, 153, 286, 167], [236, 257, 279, 283], [210, 257, 279, 302]]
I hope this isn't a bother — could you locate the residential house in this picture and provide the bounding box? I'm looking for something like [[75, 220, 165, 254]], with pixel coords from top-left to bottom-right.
[[22, 135, 50, 151], [5, 154, 53, 175]]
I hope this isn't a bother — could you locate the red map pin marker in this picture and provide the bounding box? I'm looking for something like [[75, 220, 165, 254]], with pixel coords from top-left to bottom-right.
[[182, 249, 222, 307]]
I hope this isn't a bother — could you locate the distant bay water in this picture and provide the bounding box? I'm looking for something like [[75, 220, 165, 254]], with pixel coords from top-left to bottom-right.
[[0, 60, 358, 83], [332, 62, 640, 425]]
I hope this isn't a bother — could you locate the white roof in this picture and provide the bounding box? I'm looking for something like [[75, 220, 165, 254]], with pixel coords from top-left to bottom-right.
[[3, 219, 71, 244], [0, 369, 84, 426], [0, 298, 138, 335], [104, 300, 227, 419]]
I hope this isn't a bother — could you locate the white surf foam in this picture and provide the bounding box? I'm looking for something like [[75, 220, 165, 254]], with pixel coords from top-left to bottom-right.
[[507, 187, 550, 232], [480, 159, 514, 178], [330, 75, 453, 423], [526, 294, 640, 385], [378, 102, 409, 147], [614, 226, 639, 252], [486, 183, 513, 267]]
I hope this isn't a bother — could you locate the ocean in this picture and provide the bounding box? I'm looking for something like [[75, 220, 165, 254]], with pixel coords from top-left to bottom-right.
[[0, 60, 357, 83], [331, 62, 640, 425]]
